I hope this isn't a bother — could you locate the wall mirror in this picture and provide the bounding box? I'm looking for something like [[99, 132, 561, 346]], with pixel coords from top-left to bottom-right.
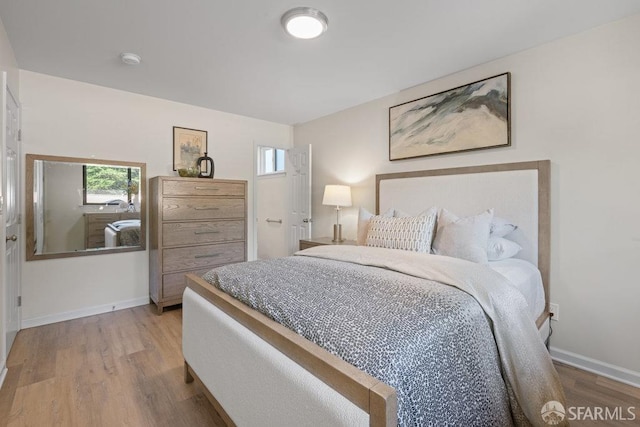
[[25, 154, 147, 261]]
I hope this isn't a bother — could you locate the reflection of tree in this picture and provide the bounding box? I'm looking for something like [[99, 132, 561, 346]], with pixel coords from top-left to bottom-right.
[[180, 136, 202, 168], [85, 165, 139, 202], [86, 165, 128, 190]]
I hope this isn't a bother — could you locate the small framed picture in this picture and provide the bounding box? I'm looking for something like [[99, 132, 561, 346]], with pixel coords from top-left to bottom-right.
[[173, 126, 208, 170]]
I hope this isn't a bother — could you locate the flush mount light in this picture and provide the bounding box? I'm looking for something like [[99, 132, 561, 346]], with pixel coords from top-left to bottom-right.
[[120, 52, 141, 65], [281, 7, 328, 39]]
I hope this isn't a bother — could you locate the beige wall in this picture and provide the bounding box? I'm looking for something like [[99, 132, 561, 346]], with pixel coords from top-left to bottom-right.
[[0, 16, 18, 97], [20, 70, 291, 325], [294, 14, 640, 380]]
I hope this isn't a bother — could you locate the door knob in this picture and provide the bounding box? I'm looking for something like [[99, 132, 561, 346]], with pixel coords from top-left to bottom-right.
[[6, 234, 17, 242], [302, 218, 312, 223]]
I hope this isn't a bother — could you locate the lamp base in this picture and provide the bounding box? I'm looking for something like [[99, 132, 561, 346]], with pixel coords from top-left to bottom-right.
[[332, 224, 344, 243]]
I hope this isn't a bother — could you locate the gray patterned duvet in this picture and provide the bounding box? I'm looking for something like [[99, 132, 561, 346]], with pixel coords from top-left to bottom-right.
[[204, 254, 515, 426]]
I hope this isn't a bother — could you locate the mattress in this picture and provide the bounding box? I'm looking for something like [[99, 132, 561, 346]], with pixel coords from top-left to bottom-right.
[[488, 258, 545, 321]]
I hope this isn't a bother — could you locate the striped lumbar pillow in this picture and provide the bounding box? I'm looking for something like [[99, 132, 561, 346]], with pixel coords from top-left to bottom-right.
[[365, 213, 436, 253]]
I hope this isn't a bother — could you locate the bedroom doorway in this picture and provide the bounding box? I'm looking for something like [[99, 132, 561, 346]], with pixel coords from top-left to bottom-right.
[[254, 143, 311, 259], [255, 144, 290, 260]]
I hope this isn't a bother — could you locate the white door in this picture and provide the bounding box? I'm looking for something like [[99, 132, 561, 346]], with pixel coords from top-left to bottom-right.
[[4, 83, 21, 353], [286, 145, 312, 254]]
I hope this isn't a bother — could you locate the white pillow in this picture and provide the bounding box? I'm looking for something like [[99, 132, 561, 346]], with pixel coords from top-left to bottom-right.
[[432, 208, 494, 263], [487, 236, 522, 261], [365, 213, 437, 253], [357, 207, 394, 245], [490, 217, 517, 237]]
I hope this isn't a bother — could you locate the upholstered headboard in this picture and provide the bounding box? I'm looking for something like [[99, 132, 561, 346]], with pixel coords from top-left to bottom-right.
[[376, 161, 550, 314]]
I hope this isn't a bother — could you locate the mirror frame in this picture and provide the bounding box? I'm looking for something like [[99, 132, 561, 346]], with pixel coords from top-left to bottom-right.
[[25, 153, 147, 261]]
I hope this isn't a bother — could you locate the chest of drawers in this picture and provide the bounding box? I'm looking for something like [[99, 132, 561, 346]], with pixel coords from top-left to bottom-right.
[[149, 176, 247, 313]]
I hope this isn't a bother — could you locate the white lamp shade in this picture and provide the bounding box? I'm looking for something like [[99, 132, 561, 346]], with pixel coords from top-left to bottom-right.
[[322, 185, 352, 207]]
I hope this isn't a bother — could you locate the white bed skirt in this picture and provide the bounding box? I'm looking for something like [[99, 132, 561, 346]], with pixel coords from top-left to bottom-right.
[[182, 287, 369, 427]]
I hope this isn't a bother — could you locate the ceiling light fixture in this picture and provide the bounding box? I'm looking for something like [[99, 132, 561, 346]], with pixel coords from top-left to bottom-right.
[[120, 52, 141, 65], [281, 7, 328, 39]]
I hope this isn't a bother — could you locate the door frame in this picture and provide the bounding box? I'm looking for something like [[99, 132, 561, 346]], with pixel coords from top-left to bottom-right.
[[251, 140, 292, 261], [2, 80, 21, 358]]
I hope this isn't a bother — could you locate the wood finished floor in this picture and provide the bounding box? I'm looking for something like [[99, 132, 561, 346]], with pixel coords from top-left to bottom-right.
[[0, 304, 638, 426]]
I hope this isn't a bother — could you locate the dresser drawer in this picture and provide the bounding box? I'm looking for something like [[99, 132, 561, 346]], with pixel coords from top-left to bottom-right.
[[162, 241, 245, 273], [86, 222, 109, 237], [163, 180, 246, 197], [87, 236, 106, 249], [162, 220, 244, 247], [86, 212, 120, 223], [85, 213, 117, 248], [162, 197, 244, 221], [162, 268, 213, 299]]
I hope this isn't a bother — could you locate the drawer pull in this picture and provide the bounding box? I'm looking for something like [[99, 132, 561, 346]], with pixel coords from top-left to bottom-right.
[[194, 207, 219, 210], [194, 186, 213, 190], [195, 253, 222, 259], [194, 230, 220, 235]]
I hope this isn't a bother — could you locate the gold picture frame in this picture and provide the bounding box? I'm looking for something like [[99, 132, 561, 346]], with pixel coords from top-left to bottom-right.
[[173, 126, 208, 170]]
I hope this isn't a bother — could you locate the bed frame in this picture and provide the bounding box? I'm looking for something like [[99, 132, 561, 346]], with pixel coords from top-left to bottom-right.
[[376, 160, 551, 327], [183, 160, 551, 426]]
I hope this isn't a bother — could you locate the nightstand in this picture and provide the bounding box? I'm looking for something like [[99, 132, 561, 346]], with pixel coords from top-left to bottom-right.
[[299, 237, 357, 250]]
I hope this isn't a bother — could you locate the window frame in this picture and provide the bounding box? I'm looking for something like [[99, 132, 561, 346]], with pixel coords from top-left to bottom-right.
[[82, 165, 138, 206], [257, 146, 286, 176]]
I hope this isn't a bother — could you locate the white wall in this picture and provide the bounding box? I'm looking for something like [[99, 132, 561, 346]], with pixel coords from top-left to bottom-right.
[[20, 70, 291, 325], [43, 162, 85, 253], [0, 17, 18, 97], [294, 14, 640, 381], [0, 14, 19, 387]]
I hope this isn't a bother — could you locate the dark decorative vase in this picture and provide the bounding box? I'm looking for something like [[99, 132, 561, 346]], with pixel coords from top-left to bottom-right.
[[196, 152, 215, 179]]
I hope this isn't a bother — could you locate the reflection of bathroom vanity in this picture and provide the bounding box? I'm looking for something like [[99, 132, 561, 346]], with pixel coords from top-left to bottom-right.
[[84, 212, 140, 249]]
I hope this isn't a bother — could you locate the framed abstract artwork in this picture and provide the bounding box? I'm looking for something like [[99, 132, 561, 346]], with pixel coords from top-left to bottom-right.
[[173, 126, 208, 170], [389, 72, 511, 160]]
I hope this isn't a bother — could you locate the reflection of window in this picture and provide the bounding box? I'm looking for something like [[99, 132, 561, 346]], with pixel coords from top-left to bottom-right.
[[258, 147, 285, 176], [83, 165, 140, 205]]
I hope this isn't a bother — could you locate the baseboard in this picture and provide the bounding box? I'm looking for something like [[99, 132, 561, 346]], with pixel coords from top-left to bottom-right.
[[550, 346, 640, 389], [22, 296, 150, 329]]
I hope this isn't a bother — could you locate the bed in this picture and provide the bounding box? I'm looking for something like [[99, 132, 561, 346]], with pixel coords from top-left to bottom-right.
[[183, 160, 565, 426], [104, 219, 141, 247]]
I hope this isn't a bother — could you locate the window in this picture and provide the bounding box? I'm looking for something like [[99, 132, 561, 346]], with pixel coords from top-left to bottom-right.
[[258, 146, 285, 176], [83, 165, 140, 205]]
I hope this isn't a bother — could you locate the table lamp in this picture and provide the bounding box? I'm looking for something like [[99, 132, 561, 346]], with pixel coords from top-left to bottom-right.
[[322, 185, 352, 242]]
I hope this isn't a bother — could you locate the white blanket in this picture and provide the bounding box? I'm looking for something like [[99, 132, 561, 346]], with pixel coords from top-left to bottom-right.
[[297, 245, 567, 427]]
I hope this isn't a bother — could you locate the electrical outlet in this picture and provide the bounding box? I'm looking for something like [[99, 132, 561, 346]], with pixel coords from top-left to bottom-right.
[[549, 303, 559, 321]]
